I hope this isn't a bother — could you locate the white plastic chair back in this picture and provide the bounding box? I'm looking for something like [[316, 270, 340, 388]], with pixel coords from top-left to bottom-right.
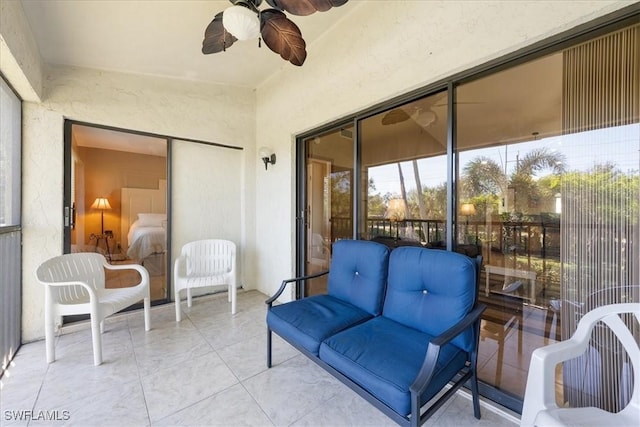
[[35, 252, 151, 366], [521, 303, 640, 427], [174, 239, 237, 320], [184, 239, 235, 278], [36, 252, 105, 305]]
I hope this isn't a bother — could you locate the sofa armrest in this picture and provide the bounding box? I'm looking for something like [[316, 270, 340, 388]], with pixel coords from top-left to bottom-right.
[[265, 270, 329, 307], [409, 304, 486, 395]]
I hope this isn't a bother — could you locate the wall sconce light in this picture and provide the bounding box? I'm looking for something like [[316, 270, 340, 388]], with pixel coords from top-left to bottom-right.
[[259, 146, 276, 170]]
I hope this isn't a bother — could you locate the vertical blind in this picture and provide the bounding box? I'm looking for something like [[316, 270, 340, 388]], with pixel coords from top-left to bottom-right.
[[561, 23, 640, 412], [563, 24, 640, 133]]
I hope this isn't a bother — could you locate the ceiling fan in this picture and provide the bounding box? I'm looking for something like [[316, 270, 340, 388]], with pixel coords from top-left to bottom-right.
[[381, 94, 484, 127], [202, 0, 349, 66], [381, 107, 438, 128]]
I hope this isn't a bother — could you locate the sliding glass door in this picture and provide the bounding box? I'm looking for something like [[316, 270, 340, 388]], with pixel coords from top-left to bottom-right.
[[298, 20, 639, 412], [458, 24, 639, 410], [64, 122, 169, 307], [301, 126, 354, 296]]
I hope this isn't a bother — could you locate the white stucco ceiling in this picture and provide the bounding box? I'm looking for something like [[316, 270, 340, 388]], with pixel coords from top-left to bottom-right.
[[19, 0, 565, 155], [20, 0, 362, 88]]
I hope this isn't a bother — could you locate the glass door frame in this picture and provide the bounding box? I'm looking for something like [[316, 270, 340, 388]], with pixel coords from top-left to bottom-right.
[[295, 118, 356, 299]]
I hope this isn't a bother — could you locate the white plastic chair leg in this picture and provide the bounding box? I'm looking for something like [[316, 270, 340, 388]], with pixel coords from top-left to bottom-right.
[[187, 288, 193, 307], [175, 287, 182, 322], [144, 295, 151, 331], [231, 284, 237, 315], [44, 293, 55, 363], [91, 316, 103, 366]]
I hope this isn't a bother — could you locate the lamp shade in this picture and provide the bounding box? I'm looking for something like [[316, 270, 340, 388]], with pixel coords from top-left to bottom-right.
[[91, 197, 112, 210], [259, 146, 274, 159], [415, 110, 437, 127], [386, 198, 406, 221], [223, 5, 260, 40], [460, 203, 476, 216]]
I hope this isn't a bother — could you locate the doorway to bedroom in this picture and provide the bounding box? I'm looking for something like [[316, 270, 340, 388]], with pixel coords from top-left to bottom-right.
[[64, 122, 169, 305]]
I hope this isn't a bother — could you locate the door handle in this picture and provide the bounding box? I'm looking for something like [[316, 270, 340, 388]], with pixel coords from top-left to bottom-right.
[[64, 203, 76, 229]]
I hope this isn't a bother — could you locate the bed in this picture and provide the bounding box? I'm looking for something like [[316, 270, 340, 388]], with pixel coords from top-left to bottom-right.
[[121, 180, 167, 265], [127, 215, 166, 260]]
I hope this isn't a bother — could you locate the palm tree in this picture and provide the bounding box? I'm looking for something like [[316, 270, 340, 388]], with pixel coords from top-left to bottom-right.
[[461, 147, 566, 218]]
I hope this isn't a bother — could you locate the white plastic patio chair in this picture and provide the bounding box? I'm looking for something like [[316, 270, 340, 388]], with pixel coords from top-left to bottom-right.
[[174, 239, 237, 321], [521, 302, 640, 427], [35, 252, 151, 366]]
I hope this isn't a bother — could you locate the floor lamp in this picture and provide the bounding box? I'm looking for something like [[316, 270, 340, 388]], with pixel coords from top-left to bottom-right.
[[386, 199, 406, 242], [91, 197, 112, 235], [460, 203, 476, 243]]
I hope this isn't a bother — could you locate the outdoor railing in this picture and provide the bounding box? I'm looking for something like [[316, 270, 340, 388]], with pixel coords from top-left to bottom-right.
[[331, 216, 561, 259]]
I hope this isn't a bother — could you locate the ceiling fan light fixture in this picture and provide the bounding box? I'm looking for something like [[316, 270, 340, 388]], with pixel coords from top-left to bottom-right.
[[415, 110, 437, 127], [223, 5, 260, 40]]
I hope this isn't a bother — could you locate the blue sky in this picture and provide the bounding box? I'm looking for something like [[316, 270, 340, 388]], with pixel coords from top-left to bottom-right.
[[369, 124, 640, 197]]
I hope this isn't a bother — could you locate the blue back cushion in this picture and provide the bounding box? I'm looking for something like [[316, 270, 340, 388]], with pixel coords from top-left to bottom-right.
[[383, 247, 477, 351], [327, 240, 390, 316]]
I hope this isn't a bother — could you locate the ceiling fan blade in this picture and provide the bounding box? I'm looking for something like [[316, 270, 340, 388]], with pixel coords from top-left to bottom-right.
[[381, 109, 411, 125], [202, 12, 237, 54], [382, 91, 449, 125], [261, 9, 307, 66], [265, 0, 349, 16]]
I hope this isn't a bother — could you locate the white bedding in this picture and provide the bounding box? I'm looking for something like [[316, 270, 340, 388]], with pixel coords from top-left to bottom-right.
[[127, 220, 166, 260]]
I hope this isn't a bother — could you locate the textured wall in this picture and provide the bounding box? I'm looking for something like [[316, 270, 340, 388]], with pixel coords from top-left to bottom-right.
[[0, 0, 43, 101], [21, 66, 255, 340]]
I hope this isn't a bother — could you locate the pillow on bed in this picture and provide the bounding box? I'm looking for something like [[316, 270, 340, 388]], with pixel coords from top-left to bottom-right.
[[137, 213, 166, 227]]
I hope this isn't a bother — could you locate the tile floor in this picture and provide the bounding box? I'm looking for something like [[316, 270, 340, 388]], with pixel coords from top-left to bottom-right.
[[1, 290, 520, 427]]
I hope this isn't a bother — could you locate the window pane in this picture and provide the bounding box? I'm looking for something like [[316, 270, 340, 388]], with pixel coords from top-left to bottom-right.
[[457, 23, 640, 408], [0, 78, 21, 227], [360, 92, 448, 247]]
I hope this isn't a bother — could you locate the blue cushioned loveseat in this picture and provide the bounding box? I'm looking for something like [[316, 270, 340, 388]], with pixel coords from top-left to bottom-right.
[[266, 239, 486, 427]]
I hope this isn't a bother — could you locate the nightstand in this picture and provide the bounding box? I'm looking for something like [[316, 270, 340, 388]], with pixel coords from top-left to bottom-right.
[[90, 232, 113, 263]]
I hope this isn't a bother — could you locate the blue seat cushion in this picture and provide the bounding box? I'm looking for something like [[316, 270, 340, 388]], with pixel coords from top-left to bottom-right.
[[267, 295, 374, 355], [319, 316, 468, 416]]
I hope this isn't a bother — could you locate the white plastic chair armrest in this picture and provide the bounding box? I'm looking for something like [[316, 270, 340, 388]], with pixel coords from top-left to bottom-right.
[[521, 341, 576, 426], [42, 280, 99, 302], [173, 255, 187, 281], [104, 262, 150, 286], [522, 303, 640, 427]]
